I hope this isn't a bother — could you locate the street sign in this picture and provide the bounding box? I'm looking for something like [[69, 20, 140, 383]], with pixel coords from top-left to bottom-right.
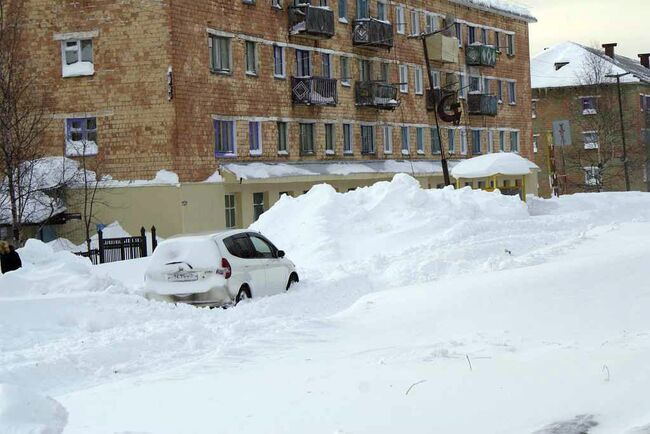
[[552, 120, 572, 146]]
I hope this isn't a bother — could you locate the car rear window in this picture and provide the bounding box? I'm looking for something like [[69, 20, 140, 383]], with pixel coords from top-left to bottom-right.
[[223, 235, 255, 259]]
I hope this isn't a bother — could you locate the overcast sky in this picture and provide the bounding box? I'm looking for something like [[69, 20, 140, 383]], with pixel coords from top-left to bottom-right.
[[523, 0, 649, 59]]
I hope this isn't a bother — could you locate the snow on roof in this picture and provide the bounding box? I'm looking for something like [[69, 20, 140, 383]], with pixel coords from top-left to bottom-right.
[[220, 160, 452, 180], [449, 0, 536, 23], [451, 153, 539, 179], [531, 42, 650, 89]]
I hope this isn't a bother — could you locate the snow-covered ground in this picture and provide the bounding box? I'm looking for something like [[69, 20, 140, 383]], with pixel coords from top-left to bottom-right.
[[2, 175, 650, 434]]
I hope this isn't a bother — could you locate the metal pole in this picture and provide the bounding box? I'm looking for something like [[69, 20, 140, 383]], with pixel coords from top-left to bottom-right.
[[607, 72, 631, 191], [422, 37, 451, 186]]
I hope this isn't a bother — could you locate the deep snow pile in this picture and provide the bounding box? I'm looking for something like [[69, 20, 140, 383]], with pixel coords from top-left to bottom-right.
[[0, 384, 67, 434]]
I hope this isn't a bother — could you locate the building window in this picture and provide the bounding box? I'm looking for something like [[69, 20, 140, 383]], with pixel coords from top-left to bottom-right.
[[506, 34, 515, 55], [481, 28, 488, 45], [416, 127, 424, 154], [431, 128, 441, 154], [399, 65, 408, 93], [584, 166, 601, 186], [508, 82, 516, 104], [401, 126, 410, 155], [209, 35, 231, 73], [356, 0, 369, 18], [472, 130, 481, 154], [494, 31, 501, 51], [581, 97, 597, 115], [214, 119, 236, 156], [483, 78, 492, 94], [469, 76, 480, 93], [395, 5, 405, 34], [487, 130, 494, 153], [459, 74, 467, 98], [410, 10, 420, 36], [425, 13, 436, 34], [340, 56, 350, 85], [533, 134, 539, 153], [338, 0, 348, 20], [414, 67, 424, 95], [361, 125, 375, 154], [296, 49, 311, 76], [325, 123, 335, 154], [377, 0, 387, 20], [359, 59, 372, 81], [583, 131, 599, 149], [532, 100, 538, 118], [379, 62, 390, 82], [497, 80, 503, 103], [447, 128, 455, 153], [273, 45, 285, 78], [468, 26, 476, 44], [499, 130, 506, 151], [61, 38, 94, 77], [253, 192, 265, 222], [343, 123, 353, 154], [277, 121, 288, 154], [299, 123, 314, 155], [455, 23, 463, 46], [225, 194, 237, 228], [248, 121, 262, 155], [321, 53, 332, 78], [65, 117, 98, 156], [245, 41, 257, 75], [460, 129, 468, 154], [383, 126, 392, 154], [510, 131, 519, 152]]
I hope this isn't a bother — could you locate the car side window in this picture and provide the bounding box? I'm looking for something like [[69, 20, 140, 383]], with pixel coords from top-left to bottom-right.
[[223, 235, 255, 259], [249, 235, 275, 259]]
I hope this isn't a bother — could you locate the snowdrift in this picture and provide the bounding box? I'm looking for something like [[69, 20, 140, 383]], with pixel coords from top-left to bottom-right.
[[0, 384, 68, 434]]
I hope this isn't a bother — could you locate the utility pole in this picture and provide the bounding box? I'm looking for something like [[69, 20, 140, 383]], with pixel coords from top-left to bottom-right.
[[418, 20, 456, 187], [606, 72, 631, 191]]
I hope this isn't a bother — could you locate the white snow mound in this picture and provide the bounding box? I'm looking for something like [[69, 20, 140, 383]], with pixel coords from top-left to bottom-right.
[[451, 152, 539, 178], [0, 384, 68, 434]]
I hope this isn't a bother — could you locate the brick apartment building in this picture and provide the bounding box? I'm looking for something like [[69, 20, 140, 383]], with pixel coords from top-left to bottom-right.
[[19, 0, 537, 240], [531, 42, 650, 197]]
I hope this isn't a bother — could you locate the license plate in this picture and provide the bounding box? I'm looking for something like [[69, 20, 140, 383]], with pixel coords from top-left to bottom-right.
[[167, 271, 199, 282]]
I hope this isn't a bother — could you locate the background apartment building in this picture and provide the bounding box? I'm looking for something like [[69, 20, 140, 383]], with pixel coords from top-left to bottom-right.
[[531, 42, 650, 197], [21, 0, 536, 241]]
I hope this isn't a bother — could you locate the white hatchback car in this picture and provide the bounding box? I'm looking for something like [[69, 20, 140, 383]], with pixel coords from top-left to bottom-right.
[[144, 230, 298, 307]]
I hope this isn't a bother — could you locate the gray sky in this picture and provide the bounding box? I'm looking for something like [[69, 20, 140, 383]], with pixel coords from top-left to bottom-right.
[[523, 0, 649, 59]]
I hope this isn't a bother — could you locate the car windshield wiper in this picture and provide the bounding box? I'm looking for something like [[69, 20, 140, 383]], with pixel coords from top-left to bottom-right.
[[165, 261, 194, 270]]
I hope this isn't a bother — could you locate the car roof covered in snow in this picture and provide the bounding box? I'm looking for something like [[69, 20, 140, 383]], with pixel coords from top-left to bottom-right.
[[165, 229, 255, 242], [451, 153, 539, 179]]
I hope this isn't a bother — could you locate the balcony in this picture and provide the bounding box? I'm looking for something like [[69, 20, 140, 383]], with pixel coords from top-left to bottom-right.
[[288, 4, 335, 39], [355, 81, 399, 110], [352, 18, 393, 49], [465, 44, 498, 67], [291, 76, 338, 106], [467, 94, 498, 116], [426, 88, 455, 111], [425, 33, 459, 64]]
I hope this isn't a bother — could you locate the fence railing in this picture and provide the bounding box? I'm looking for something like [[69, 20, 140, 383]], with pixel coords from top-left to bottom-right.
[[352, 18, 394, 49], [291, 76, 338, 106], [75, 225, 158, 265], [288, 4, 335, 38], [355, 81, 399, 109]]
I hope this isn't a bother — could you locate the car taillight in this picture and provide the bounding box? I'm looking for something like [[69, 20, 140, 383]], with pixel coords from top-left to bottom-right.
[[220, 258, 232, 279]]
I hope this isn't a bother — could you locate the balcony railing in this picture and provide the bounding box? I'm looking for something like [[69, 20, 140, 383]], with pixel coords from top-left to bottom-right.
[[288, 4, 335, 39], [355, 81, 399, 110], [465, 44, 498, 67], [467, 93, 498, 116], [291, 76, 338, 106], [352, 18, 393, 49]]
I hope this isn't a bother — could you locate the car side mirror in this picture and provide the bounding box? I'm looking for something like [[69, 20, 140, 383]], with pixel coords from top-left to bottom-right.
[[277, 250, 285, 258]]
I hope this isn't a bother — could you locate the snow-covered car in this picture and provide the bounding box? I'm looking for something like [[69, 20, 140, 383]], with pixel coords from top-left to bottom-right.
[[144, 230, 298, 307]]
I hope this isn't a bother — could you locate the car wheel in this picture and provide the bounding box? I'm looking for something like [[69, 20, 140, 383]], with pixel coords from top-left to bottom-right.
[[235, 286, 251, 304], [286, 273, 299, 291]]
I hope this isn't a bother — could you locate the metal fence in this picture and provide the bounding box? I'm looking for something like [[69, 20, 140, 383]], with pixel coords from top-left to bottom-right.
[[75, 225, 158, 265]]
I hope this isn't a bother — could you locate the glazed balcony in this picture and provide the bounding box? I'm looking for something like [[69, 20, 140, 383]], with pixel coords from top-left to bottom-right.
[[291, 76, 338, 106], [288, 4, 335, 39], [352, 18, 393, 49], [355, 81, 400, 110], [465, 44, 498, 67], [467, 93, 498, 116]]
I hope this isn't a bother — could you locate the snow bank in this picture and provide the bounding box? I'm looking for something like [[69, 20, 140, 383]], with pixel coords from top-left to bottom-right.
[[451, 152, 538, 178], [0, 384, 67, 434]]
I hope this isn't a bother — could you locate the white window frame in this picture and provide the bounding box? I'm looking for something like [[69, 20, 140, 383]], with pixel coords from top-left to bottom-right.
[[214, 118, 237, 157], [273, 45, 286, 78], [321, 53, 333, 78], [399, 65, 409, 94], [416, 127, 425, 154], [425, 13, 436, 34], [508, 81, 517, 105], [583, 131, 599, 149], [245, 40, 258, 76], [343, 123, 353, 154], [325, 123, 336, 155], [414, 66, 423, 95], [401, 126, 410, 155], [338, 0, 348, 22], [377, 0, 387, 21], [396, 5, 406, 34], [460, 128, 468, 155], [487, 129, 494, 153], [340, 56, 351, 86], [59, 37, 95, 78], [584, 166, 600, 186], [533, 134, 539, 153], [410, 9, 420, 36], [208, 34, 232, 74], [248, 121, 263, 156], [510, 130, 520, 153], [277, 121, 288, 155], [225, 194, 237, 229], [383, 125, 393, 154]]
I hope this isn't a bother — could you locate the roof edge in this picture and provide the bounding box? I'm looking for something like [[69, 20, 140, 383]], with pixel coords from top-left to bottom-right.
[[448, 0, 537, 23]]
